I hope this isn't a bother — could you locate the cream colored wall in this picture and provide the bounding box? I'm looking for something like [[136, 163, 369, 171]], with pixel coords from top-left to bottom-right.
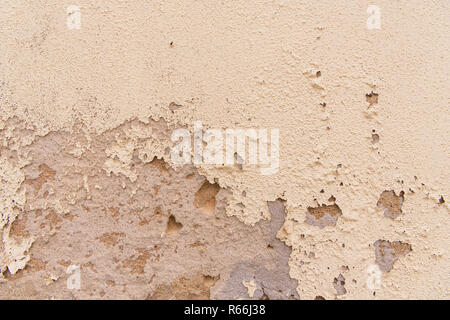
[[0, 0, 448, 299]]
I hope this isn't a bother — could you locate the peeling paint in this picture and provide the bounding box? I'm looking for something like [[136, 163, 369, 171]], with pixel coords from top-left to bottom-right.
[[0, 0, 449, 299]]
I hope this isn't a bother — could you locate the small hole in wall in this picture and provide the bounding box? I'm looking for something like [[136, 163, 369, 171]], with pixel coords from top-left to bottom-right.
[[366, 91, 379, 105], [438, 196, 445, 204], [372, 134, 379, 144], [260, 293, 270, 300], [170, 41, 174, 47], [168, 102, 183, 112], [166, 215, 183, 235], [194, 180, 221, 215], [316, 71, 321, 77]]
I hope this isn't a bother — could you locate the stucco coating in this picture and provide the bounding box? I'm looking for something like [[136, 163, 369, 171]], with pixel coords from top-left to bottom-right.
[[0, 0, 449, 299]]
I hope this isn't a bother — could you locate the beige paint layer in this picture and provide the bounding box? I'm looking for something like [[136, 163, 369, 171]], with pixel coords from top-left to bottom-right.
[[0, 0, 448, 299]]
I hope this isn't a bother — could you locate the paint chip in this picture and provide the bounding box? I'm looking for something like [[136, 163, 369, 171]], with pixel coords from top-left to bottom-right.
[[374, 240, 412, 272], [366, 92, 379, 105], [377, 190, 404, 219], [305, 204, 342, 228]]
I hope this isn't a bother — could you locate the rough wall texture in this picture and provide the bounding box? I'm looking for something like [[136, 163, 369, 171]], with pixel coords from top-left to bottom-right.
[[0, 0, 448, 299]]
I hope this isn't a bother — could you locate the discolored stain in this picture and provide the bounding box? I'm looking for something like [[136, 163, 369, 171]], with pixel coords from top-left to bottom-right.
[[107, 207, 120, 218], [123, 249, 151, 275], [24, 164, 56, 195], [148, 273, 219, 300], [44, 210, 63, 230], [26, 258, 47, 273], [97, 232, 125, 248], [9, 214, 30, 238]]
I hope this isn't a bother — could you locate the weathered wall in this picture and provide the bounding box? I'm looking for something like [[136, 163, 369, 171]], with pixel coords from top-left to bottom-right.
[[0, 0, 448, 299]]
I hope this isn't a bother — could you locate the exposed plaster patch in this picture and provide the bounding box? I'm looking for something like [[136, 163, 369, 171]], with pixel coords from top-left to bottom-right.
[[374, 240, 412, 273], [377, 190, 405, 219], [305, 204, 342, 228], [333, 274, 346, 296], [0, 123, 298, 299], [210, 199, 299, 300]]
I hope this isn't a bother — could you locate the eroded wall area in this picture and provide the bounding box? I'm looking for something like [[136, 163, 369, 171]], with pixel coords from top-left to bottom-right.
[[0, 119, 297, 299]]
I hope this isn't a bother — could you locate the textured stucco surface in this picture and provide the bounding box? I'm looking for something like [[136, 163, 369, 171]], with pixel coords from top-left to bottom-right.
[[0, 0, 449, 299]]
